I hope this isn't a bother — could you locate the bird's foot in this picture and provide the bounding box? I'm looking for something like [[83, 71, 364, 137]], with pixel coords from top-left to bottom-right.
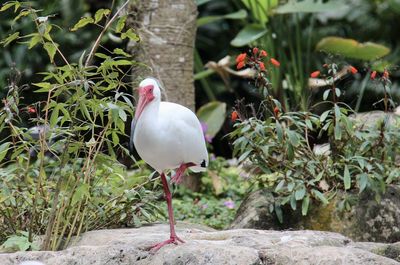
[[147, 235, 185, 252]]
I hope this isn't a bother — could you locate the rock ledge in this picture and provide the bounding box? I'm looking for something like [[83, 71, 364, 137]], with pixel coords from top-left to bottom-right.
[[1, 223, 399, 265]]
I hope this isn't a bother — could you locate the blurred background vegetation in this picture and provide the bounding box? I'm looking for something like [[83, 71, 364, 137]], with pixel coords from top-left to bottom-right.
[[0, 0, 400, 251]]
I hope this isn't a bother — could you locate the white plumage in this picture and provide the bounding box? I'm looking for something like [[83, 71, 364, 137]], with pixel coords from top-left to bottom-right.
[[132, 78, 208, 173], [129, 77, 208, 251]]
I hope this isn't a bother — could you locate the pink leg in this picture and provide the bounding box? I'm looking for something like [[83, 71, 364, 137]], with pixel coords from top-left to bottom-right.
[[171, 162, 196, 184], [148, 172, 184, 252]]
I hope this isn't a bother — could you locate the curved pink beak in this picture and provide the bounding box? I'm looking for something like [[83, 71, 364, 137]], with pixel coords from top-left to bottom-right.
[[134, 85, 154, 120]]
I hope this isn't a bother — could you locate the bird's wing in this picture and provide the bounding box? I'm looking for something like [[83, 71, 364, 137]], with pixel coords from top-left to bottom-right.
[[129, 118, 136, 154], [159, 102, 208, 170]]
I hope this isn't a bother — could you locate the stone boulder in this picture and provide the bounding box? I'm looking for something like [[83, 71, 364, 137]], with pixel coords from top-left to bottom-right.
[[231, 185, 400, 243], [1, 222, 399, 265]]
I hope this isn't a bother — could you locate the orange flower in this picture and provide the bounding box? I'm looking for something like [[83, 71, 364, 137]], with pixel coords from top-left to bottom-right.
[[237, 61, 245, 70], [236, 53, 247, 63], [231, 110, 238, 121], [349, 66, 358, 74], [310, 71, 320, 78], [259, 62, 265, 71], [370, 71, 377, 80], [273, 106, 279, 116], [27, 106, 36, 113], [270, 58, 280, 67], [252, 47, 259, 55], [260, 50, 267, 57], [383, 69, 389, 79]]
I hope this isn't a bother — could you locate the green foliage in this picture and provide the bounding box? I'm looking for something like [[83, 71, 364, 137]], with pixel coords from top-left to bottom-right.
[[230, 24, 268, 47], [274, 0, 345, 14], [171, 157, 250, 229], [1, 231, 40, 252], [316, 37, 390, 61], [230, 52, 400, 221], [0, 1, 155, 252], [197, 101, 227, 138]]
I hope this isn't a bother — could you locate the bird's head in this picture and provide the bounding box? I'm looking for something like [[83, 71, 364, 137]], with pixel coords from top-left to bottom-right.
[[134, 77, 161, 120]]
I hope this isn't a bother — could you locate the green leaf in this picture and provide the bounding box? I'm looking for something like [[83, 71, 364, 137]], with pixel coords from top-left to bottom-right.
[[71, 16, 94, 31], [0, 142, 10, 163], [275, 120, 283, 141], [71, 183, 90, 206], [301, 195, 310, 216], [312, 189, 329, 205], [275, 179, 285, 192], [344, 165, 351, 190], [242, 0, 278, 24], [334, 104, 341, 123], [197, 9, 247, 27], [230, 24, 268, 47], [295, 186, 306, 200], [290, 194, 297, 210], [334, 122, 341, 140], [274, 202, 283, 223], [197, 101, 227, 138], [0, 2, 18, 12], [116, 15, 127, 33], [118, 108, 127, 122], [275, 0, 346, 14], [113, 48, 131, 57], [323, 89, 330, 101], [121, 29, 139, 42], [1, 31, 19, 46], [238, 149, 251, 163], [320, 110, 330, 123], [94, 8, 110, 23], [50, 105, 60, 128], [13, 9, 30, 22], [28, 34, 41, 49], [316, 37, 390, 61], [287, 130, 300, 147], [43, 42, 58, 63], [33, 82, 52, 92], [358, 173, 368, 192]]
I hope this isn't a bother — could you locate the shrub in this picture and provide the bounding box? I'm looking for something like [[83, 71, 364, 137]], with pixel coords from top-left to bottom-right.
[[0, 1, 160, 251], [230, 48, 400, 222]]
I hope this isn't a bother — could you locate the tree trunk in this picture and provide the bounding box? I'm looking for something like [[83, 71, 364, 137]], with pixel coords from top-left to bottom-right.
[[128, 0, 200, 191], [128, 0, 198, 110]]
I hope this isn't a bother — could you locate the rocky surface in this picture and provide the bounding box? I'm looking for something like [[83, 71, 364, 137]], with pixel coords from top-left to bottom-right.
[[232, 185, 400, 243], [1, 222, 399, 265]]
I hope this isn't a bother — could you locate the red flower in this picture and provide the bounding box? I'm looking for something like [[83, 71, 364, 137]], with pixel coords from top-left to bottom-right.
[[310, 71, 320, 78], [349, 66, 358, 74], [383, 69, 389, 79], [259, 62, 265, 71], [27, 106, 36, 113], [237, 61, 245, 70], [322, 64, 328, 68], [273, 106, 279, 116], [231, 110, 238, 122], [236, 53, 247, 64], [270, 58, 280, 67], [252, 47, 259, 55], [260, 50, 267, 57], [370, 71, 377, 80]]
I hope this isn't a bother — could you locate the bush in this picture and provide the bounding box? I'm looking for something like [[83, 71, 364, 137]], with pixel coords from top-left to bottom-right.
[[0, 1, 160, 251], [230, 48, 400, 222]]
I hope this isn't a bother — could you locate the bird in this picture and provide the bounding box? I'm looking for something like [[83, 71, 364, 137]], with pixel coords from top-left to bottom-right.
[[130, 77, 208, 251]]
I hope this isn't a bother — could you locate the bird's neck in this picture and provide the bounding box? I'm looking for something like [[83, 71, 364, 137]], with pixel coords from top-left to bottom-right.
[[140, 98, 160, 123]]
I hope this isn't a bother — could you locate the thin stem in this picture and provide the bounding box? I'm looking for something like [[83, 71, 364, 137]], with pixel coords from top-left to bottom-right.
[[85, 0, 131, 67]]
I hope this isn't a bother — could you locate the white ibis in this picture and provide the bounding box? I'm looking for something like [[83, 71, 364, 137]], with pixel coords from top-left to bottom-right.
[[130, 77, 208, 251]]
